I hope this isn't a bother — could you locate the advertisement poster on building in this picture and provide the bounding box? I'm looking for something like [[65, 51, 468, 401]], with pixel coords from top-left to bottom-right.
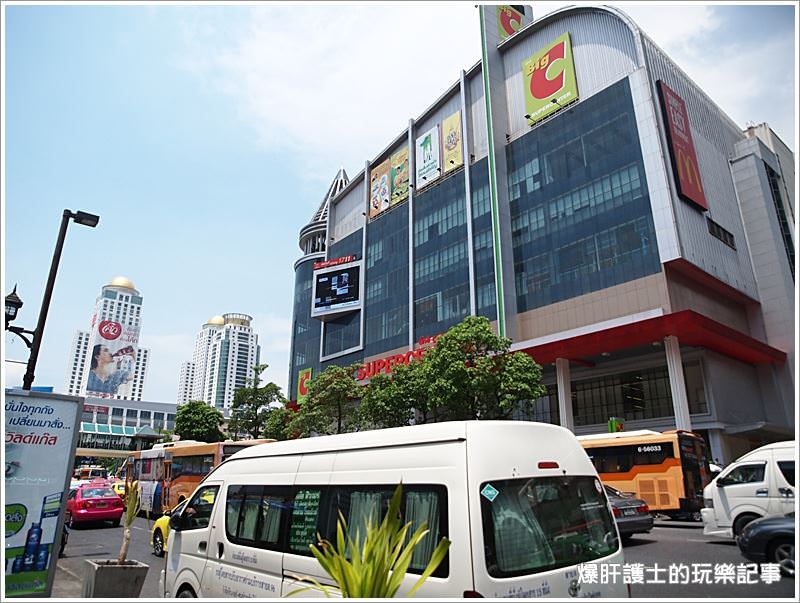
[[497, 5, 524, 40], [369, 158, 391, 219], [415, 125, 441, 185], [522, 32, 579, 124], [389, 147, 409, 205], [85, 318, 139, 399], [442, 110, 463, 173], [656, 80, 708, 211], [297, 368, 312, 404], [4, 390, 82, 597]]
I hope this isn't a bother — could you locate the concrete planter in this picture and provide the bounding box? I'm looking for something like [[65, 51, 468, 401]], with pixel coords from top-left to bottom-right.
[[82, 559, 149, 598]]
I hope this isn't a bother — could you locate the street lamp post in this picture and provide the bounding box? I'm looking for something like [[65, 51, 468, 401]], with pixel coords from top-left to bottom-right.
[[5, 209, 99, 390]]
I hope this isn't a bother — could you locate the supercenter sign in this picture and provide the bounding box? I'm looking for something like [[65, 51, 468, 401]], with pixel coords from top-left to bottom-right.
[[523, 32, 578, 124]]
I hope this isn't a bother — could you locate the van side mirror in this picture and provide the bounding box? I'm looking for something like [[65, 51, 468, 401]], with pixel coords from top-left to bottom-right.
[[169, 511, 184, 532], [716, 477, 730, 487]]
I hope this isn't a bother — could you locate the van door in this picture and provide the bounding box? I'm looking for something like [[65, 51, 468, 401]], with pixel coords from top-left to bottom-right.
[[769, 453, 795, 516], [713, 461, 768, 529], [167, 481, 221, 597], [201, 484, 288, 598]]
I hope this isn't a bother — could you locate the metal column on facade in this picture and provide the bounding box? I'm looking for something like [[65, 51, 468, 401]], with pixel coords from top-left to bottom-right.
[[664, 334, 692, 431], [407, 118, 416, 350], [556, 358, 575, 432], [460, 69, 477, 316]]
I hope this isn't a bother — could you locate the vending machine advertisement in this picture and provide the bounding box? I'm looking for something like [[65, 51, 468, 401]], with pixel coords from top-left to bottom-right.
[[4, 390, 82, 597]]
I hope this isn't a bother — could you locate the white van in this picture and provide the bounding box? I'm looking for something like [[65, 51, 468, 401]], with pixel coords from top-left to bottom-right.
[[161, 421, 627, 598], [701, 440, 795, 538]]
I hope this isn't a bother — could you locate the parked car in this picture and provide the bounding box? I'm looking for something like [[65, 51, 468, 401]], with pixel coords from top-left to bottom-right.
[[702, 441, 795, 538], [151, 500, 187, 557], [737, 512, 795, 577], [605, 484, 654, 541], [65, 484, 124, 527], [111, 480, 126, 498]]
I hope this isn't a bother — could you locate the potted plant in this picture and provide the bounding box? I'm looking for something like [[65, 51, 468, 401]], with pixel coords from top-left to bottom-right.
[[288, 483, 450, 597], [82, 483, 149, 598]]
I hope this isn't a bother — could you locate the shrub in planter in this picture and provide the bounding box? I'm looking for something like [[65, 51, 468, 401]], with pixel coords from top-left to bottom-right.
[[82, 483, 149, 598]]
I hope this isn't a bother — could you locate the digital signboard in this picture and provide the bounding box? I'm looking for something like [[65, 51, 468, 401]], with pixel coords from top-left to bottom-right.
[[311, 259, 363, 320]]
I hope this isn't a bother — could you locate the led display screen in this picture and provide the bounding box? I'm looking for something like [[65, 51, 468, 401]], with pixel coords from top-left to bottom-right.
[[311, 261, 362, 319]]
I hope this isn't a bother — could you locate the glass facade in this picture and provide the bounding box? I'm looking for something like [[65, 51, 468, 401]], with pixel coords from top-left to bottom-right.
[[289, 258, 322, 402], [365, 203, 409, 356], [764, 162, 795, 280], [413, 171, 471, 340], [514, 362, 708, 428], [507, 77, 661, 312], [322, 229, 363, 358], [470, 158, 497, 321]]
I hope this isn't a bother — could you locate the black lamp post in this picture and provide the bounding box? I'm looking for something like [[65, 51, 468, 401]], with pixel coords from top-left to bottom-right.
[[5, 209, 100, 390]]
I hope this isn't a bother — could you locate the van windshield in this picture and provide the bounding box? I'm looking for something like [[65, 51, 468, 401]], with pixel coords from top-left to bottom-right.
[[480, 476, 618, 578]]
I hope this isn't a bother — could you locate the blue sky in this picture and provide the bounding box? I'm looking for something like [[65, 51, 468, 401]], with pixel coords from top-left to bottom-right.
[[3, 2, 797, 402]]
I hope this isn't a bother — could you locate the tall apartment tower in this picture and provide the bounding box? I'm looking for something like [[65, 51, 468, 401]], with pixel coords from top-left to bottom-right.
[[177, 313, 260, 412], [64, 276, 150, 400]]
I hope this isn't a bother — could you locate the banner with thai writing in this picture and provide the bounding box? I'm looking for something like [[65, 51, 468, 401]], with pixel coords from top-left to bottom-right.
[[442, 111, 463, 173], [415, 125, 441, 186], [5, 390, 81, 597], [390, 147, 409, 205], [369, 158, 391, 219]]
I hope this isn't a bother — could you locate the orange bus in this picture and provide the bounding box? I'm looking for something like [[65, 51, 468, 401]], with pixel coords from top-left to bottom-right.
[[127, 439, 274, 514], [577, 429, 711, 520]]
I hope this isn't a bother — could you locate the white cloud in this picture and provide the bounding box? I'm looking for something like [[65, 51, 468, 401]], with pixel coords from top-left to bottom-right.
[[177, 4, 481, 183]]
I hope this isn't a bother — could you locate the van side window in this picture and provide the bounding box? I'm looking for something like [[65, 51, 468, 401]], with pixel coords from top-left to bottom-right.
[[184, 485, 219, 530], [226, 485, 293, 551], [288, 489, 323, 554], [315, 485, 449, 577], [724, 463, 766, 484], [777, 461, 795, 486]]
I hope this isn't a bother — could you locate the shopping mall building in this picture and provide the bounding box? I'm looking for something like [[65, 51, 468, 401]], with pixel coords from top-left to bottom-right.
[[288, 5, 795, 464]]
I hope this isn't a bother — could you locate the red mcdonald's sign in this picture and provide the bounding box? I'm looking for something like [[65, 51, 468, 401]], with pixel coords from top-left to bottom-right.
[[657, 80, 708, 211]]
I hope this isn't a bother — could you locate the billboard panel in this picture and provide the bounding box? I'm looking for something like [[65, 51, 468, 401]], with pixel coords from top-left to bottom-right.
[[442, 110, 463, 173], [390, 147, 409, 205], [657, 80, 708, 211], [369, 158, 391, 219], [85, 318, 140, 399], [311, 259, 363, 320], [415, 125, 441, 186], [497, 5, 524, 40], [5, 390, 81, 597], [297, 368, 312, 404], [522, 32, 578, 124]]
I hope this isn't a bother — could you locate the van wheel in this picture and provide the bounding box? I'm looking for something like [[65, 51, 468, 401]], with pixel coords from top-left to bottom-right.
[[177, 586, 196, 598], [153, 530, 164, 557], [768, 538, 795, 577], [733, 513, 759, 536]]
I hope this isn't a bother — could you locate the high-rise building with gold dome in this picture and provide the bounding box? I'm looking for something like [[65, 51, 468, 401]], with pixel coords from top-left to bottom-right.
[[64, 276, 150, 400], [177, 314, 260, 412]]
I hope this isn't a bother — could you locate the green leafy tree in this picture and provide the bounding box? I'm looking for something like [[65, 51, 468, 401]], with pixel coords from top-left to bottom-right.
[[262, 403, 294, 441], [228, 364, 286, 439], [174, 400, 225, 443], [422, 315, 546, 421], [288, 363, 362, 437], [358, 360, 432, 429]]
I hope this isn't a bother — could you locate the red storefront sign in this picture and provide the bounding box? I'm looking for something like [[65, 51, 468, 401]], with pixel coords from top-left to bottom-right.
[[657, 80, 708, 211], [355, 335, 441, 381]]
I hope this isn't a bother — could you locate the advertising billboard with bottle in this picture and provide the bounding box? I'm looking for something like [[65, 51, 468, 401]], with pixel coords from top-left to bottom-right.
[[85, 316, 140, 398], [4, 390, 82, 597]]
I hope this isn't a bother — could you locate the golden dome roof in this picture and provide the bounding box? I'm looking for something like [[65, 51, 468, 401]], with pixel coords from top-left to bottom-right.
[[206, 315, 225, 326], [108, 276, 135, 290]]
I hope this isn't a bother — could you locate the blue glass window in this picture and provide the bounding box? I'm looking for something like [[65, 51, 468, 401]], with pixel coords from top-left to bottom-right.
[[507, 77, 660, 312]]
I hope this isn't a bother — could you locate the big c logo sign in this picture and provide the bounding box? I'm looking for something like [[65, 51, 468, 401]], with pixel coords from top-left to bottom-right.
[[497, 5, 524, 40], [98, 320, 122, 340], [522, 32, 578, 124], [297, 368, 312, 405]]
